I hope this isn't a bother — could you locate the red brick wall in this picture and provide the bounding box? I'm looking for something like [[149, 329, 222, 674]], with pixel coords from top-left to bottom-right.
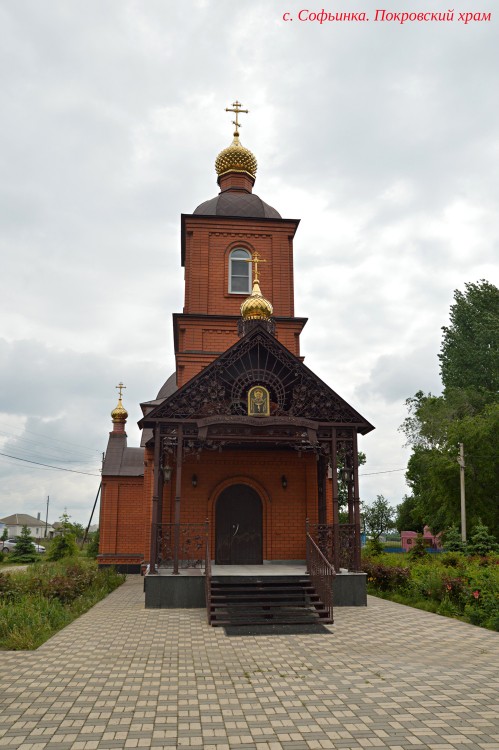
[[157, 449, 318, 560], [98, 476, 145, 562], [174, 316, 305, 386], [98, 446, 155, 564], [176, 213, 304, 385], [183, 216, 298, 318]]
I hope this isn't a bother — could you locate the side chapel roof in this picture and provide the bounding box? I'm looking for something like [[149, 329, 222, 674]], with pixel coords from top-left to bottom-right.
[[102, 442, 144, 477]]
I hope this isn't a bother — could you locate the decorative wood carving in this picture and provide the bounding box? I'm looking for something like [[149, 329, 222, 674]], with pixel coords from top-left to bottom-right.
[[144, 326, 372, 430]]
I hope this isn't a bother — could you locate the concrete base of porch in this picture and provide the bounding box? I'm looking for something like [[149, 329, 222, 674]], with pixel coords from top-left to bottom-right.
[[143, 561, 366, 608]]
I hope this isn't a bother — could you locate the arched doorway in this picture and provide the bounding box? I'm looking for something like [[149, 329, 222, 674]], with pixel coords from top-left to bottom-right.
[[215, 484, 263, 564]]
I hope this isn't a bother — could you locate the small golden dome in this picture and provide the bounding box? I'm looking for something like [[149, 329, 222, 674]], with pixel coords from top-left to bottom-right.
[[111, 397, 128, 423], [215, 134, 258, 180], [240, 279, 273, 320]]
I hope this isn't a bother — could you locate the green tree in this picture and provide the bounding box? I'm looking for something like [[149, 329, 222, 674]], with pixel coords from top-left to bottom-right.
[[439, 280, 499, 394], [10, 525, 38, 563], [396, 495, 425, 534], [47, 513, 78, 561], [467, 522, 498, 556], [403, 401, 499, 536], [1, 527, 8, 544], [400, 281, 499, 538], [362, 495, 395, 541], [441, 525, 467, 552], [68, 522, 85, 541]]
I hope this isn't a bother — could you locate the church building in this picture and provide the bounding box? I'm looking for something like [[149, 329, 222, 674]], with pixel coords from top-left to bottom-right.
[[98, 102, 374, 622]]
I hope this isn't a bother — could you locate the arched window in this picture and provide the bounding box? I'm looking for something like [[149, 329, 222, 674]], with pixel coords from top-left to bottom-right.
[[229, 248, 252, 293]]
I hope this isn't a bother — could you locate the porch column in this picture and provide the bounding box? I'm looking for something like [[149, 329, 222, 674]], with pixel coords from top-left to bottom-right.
[[149, 425, 161, 574], [317, 455, 327, 524], [331, 429, 340, 570], [347, 471, 354, 523], [173, 424, 184, 575], [352, 430, 361, 571]]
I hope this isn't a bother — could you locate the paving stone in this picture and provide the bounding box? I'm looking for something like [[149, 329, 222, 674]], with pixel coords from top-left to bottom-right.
[[0, 577, 498, 750]]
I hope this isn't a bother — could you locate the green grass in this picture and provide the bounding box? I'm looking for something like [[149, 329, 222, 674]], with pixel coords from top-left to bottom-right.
[[0, 559, 125, 650]]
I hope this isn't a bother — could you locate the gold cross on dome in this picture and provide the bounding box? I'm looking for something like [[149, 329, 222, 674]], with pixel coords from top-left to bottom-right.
[[242, 251, 267, 283], [225, 100, 249, 136], [115, 382, 126, 399]]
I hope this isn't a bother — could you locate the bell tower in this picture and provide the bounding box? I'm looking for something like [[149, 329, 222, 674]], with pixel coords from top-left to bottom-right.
[[175, 101, 307, 387]]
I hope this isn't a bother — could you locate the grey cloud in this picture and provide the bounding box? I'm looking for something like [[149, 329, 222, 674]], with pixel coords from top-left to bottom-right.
[[356, 344, 442, 404], [0, 0, 497, 518]]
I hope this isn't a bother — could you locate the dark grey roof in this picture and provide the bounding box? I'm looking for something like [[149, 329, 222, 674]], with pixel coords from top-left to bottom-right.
[[102, 435, 144, 477], [140, 428, 153, 448], [194, 191, 281, 219], [138, 374, 178, 447], [157, 372, 177, 399]]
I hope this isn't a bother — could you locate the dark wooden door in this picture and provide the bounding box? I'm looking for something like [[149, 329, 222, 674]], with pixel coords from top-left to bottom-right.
[[215, 484, 263, 564]]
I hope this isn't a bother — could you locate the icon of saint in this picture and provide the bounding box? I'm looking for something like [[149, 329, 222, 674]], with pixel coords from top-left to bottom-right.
[[248, 386, 269, 416]]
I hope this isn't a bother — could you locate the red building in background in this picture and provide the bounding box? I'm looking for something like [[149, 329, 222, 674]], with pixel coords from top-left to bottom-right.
[[98, 103, 374, 616]]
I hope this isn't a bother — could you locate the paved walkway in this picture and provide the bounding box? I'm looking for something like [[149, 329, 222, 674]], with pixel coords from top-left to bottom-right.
[[1, 576, 498, 750]]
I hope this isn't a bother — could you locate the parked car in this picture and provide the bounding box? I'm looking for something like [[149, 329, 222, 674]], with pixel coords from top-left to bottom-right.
[[1, 538, 46, 553]]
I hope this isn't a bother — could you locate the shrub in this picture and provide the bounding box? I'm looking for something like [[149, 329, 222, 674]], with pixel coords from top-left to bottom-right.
[[437, 598, 459, 617], [10, 526, 38, 563], [86, 529, 99, 559], [467, 522, 498, 556], [440, 551, 466, 568], [409, 564, 446, 602], [363, 560, 410, 591], [485, 611, 499, 632], [366, 550, 499, 631], [47, 513, 79, 561], [364, 538, 384, 557], [441, 574, 466, 604], [408, 534, 429, 560], [464, 602, 488, 627], [442, 525, 466, 552]]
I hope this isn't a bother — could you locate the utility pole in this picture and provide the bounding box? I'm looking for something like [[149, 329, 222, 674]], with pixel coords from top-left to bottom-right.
[[44, 495, 49, 538], [457, 443, 466, 542]]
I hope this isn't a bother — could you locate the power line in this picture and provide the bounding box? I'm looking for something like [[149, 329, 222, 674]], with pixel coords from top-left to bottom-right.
[[0, 457, 64, 473], [359, 468, 406, 476], [0, 451, 100, 477], [0, 430, 100, 462], [0, 420, 101, 454], [0, 441, 101, 467]]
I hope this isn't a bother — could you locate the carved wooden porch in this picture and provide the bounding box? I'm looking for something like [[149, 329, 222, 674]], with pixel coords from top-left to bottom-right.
[[139, 323, 373, 614]]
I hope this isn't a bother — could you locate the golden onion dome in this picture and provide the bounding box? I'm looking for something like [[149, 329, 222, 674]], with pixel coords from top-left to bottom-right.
[[111, 397, 128, 423], [215, 133, 258, 180], [240, 279, 273, 321]]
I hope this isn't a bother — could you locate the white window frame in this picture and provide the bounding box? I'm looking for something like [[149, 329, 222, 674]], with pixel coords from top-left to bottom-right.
[[229, 248, 252, 294]]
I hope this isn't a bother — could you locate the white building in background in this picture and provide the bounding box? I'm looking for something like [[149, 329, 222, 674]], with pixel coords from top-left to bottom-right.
[[0, 513, 56, 539]]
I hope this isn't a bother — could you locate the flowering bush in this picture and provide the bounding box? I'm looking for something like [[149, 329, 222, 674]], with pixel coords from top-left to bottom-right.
[[362, 560, 410, 591], [362, 550, 499, 631]]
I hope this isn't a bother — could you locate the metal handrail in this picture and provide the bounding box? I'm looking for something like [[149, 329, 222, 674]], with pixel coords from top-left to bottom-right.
[[307, 522, 360, 571], [204, 520, 211, 624], [155, 523, 207, 570], [306, 532, 336, 622]]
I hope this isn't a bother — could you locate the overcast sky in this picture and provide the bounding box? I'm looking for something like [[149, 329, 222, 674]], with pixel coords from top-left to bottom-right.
[[0, 0, 497, 526]]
